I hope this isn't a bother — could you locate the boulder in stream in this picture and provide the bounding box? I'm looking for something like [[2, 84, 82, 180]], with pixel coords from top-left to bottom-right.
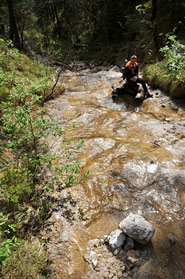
[[119, 213, 155, 244]]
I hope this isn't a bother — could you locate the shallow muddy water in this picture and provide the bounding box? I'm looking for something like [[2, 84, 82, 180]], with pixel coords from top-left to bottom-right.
[[43, 68, 185, 279]]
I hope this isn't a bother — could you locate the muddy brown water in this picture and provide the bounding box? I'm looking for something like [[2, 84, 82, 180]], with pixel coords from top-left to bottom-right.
[[43, 68, 185, 279]]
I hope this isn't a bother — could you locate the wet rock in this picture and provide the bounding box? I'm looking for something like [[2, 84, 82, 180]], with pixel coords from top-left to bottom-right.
[[127, 255, 139, 266], [124, 236, 134, 251], [119, 213, 155, 244], [134, 261, 152, 279], [88, 239, 100, 248], [126, 250, 139, 267], [106, 229, 126, 251], [117, 248, 126, 261], [126, 249, 137, 259]]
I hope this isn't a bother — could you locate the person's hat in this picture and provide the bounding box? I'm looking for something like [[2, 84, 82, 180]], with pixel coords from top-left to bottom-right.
[[131, 55, 137, 59]]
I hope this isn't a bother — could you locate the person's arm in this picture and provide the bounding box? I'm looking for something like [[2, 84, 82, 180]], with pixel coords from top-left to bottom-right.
[[134, 65, 139, 77], [124, 67, 132, 80], [130, 65, 139, 82]]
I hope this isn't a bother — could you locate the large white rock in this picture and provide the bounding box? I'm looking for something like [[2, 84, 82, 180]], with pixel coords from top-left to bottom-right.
[[119, 213, 155, 244], [107, 229, 125, 251]]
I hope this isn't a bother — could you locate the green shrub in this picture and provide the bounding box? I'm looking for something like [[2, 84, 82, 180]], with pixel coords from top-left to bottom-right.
[[1, 86, 63, 190], [0, 212, 21, 267], [0, 239, 49, 279], [143, 61, 170, 88], [0, 168, 33, 209], [160, 34, 185, 85], [0, 39, 55, 102]]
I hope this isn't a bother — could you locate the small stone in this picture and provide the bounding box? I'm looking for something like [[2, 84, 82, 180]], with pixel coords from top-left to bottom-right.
[[117, 271, 123, 278], [92, 259, 98, 268], [108, 257, 116, 265], [104, 235, 109, 243], [100, 239, 104, 245], [83, 254, 89, 262], [126, 249, 137, 258], [127, 256, 139, 265], [114, 264, 121, 272], [113, 248, 121, 255], [88, 239, 100, 247], [103, 272, 110, 278], [109, 273, 114, 279], [107, 229, 125, 251]]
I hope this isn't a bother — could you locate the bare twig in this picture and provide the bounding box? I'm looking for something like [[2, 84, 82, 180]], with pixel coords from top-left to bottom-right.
[[41, 69, 63, 105]]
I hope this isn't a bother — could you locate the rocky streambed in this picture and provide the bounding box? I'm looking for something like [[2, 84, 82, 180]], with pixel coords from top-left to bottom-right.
[[41, 65, 185, 279]]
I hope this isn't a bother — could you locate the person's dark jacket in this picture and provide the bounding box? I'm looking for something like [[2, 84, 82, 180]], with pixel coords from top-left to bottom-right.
[[125, 61, 139, 80]]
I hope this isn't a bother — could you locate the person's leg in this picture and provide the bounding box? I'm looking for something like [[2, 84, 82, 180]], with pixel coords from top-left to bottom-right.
[[137, 77, 148, 93], [137, 77, 153, 97]]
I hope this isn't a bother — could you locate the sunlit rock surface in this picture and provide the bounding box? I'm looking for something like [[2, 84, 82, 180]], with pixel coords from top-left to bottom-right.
[[119, 213, 155, 244], [42, 67, 185, 279]]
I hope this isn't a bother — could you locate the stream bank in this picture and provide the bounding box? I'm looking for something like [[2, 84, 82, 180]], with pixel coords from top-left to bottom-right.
[[41, 65, 185, 279]]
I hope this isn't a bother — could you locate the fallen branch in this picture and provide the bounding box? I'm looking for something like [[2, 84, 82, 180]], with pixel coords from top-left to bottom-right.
[[41, 69, 63, 105]]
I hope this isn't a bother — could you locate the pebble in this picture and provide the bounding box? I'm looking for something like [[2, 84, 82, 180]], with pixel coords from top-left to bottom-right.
[[88, 239, 100, 247], [113, 248, 121, 255], [127, 256, 139, 265], [117, 271, 123, 278], [92, 259, 98, 268], [103, 272, 109, 278], [114, 264, 121, 272], [108, 257, 116, 265]]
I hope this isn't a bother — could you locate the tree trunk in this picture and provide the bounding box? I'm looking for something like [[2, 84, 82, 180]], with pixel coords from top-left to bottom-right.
[[7, 0, 21, 49], [151, 0, 159, 50]]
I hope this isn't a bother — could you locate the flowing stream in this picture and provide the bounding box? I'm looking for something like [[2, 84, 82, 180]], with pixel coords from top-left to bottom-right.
[[42, 67, 185, 279]]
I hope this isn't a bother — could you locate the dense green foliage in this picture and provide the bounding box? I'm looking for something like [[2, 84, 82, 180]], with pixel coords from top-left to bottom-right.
[[0, 40, 89, 277], [160, 35, 185, 84], [1, 239, 48, 279], [0, 39, 61, 211], [0, 0, 184, 62], [0, 212, 21, 267], [0, 38, 54, 102], [0, 40, 57, 276], [143, 35, 185, 98]]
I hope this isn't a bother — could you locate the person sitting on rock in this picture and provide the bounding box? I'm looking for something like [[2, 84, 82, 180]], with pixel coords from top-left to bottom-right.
[[124, 55, 153, 98]]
